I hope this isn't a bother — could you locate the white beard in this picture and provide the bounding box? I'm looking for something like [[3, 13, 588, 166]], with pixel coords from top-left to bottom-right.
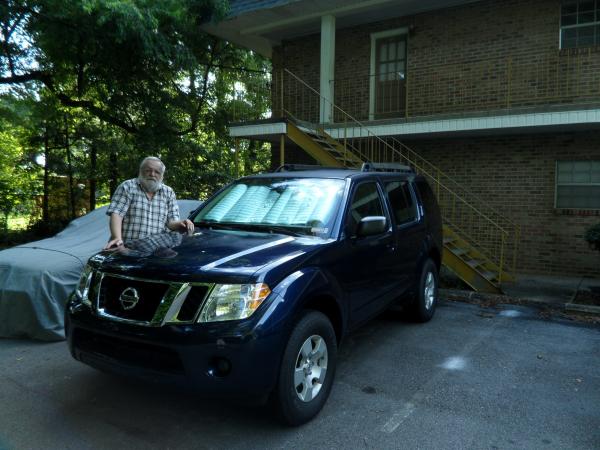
[[139, 177, 163, 193]]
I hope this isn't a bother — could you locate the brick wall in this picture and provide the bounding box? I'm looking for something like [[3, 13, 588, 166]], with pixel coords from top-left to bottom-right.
[[272, 0, 600, 121], [405, 131, 600, 277]]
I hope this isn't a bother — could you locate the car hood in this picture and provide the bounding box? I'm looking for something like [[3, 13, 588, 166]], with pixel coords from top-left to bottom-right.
[[89, 229, 327, 282]]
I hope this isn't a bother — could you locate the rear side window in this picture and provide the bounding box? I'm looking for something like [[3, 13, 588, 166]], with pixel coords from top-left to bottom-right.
[[385, 181, 417, 225], [347, 182, 385, 234], [415, 179, 438, 214]]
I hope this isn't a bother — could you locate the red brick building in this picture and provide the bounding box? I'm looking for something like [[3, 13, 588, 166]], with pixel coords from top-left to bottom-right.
[[204, 0, 600, 280]]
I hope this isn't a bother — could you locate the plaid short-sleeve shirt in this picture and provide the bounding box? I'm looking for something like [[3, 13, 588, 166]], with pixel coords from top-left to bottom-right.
[[106, 179, 180, 241]]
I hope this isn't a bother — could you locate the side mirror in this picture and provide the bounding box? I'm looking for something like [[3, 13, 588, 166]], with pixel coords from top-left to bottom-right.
[[356, 216, 387, 237]]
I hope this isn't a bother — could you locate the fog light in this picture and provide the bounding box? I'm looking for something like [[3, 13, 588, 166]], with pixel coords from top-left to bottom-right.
[[207, 357, 231, 378]]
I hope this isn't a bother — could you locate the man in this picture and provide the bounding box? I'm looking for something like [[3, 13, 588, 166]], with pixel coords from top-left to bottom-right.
[[104, 156, 194, 250]]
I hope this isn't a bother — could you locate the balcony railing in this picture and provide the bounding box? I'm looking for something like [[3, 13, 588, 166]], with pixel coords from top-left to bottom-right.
[[335, 49, 600, 120], [230, 49, 600, 124]]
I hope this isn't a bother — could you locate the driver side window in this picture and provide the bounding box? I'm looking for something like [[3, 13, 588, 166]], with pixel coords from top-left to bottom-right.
[[347, 182, 385, 235]]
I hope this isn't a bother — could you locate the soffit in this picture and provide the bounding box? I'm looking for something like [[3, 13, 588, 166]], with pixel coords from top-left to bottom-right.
[[202, 0, 481, 56]]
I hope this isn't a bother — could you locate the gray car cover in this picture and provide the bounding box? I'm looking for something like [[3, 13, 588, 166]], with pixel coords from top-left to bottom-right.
[[0, 200, 201, 341]]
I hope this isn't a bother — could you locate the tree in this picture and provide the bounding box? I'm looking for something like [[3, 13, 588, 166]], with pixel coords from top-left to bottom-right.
[[1, 0, 230, 136], [0, 95, 39, 231]]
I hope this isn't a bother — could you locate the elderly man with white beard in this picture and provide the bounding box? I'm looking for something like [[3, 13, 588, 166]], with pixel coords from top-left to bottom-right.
[[103, 156, 194, 250]]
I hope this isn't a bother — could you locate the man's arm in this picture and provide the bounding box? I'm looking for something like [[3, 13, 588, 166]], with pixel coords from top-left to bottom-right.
[[167, 218, 194, 233], [104, 213, 125, 249], [165, 190, 194, 234]]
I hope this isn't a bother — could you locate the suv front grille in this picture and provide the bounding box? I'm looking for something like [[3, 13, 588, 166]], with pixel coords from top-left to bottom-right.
[[99, 275, 170, 322], [92, 273, 212, 326]]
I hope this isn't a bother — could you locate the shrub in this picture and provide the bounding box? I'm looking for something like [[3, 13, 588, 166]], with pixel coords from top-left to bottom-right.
[[584, 223, 600, 252]]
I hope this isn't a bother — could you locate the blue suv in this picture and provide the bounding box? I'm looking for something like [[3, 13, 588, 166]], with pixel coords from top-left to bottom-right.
[[66, 164, 442, 425]]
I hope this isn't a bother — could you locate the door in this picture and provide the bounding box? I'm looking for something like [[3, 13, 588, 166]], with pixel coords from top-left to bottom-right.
[[374, 34, 407, 119], [335, 181, 396, 327], [384, 180, 425, 294]]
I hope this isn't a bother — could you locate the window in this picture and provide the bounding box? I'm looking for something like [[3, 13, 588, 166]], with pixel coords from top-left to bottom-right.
[[347, 182, 385, 234], [385, 181, 417, 225], [376, 35, 406, 83], [560, 1, 600, 48], [556, 161, 600, 209]]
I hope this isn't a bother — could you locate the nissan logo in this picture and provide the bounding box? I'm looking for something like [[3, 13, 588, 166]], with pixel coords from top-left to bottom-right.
[[119, 287, 140, 310]]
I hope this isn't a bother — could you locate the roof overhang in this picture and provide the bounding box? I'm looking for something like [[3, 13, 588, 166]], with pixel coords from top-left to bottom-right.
[[202, 0, 480, 57]]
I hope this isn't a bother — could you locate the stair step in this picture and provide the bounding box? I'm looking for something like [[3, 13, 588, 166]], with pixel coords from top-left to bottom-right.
[[450, 247, 469, 256], [467, 259, 483, 268], [480, 270, 498, 281]]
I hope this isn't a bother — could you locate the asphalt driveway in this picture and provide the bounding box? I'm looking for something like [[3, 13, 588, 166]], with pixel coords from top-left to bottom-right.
[[1, 301, 598, 450]]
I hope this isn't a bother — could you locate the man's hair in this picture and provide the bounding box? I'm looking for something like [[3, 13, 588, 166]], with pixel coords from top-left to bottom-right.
[[139, 156, 165, 175]]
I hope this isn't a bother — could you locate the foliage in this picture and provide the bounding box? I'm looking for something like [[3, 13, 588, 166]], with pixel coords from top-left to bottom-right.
[[1, 0, 230, 136], [584, 223, 600, 252], [0, 95, 40, 231]]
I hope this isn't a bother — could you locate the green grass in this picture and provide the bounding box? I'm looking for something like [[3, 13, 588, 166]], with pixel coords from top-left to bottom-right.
[[7, 216, 28, 231]]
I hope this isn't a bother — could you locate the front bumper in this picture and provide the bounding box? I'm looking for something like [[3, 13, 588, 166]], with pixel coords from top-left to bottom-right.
[[66, 299, 287, 398]]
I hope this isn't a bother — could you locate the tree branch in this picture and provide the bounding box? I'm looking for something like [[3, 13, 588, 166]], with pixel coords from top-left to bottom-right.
[[55, 94, 138, 133], [0, 70, 50, 84], [172, 37, 219, 136]]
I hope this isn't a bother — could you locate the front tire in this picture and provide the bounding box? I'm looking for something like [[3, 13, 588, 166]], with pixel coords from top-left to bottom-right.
[[410, 258, 439, 322], [273, 310, 337, 426]]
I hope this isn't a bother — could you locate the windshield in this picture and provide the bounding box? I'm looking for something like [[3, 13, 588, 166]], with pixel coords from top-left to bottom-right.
[[193, 177, 346, 237]]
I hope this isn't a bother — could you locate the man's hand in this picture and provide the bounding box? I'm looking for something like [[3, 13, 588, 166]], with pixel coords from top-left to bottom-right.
[[104, 238, 124, 250], [169, 219, 194, 234]]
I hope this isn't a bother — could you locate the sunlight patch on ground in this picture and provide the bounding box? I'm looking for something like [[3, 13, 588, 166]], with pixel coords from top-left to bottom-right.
[[440, 356, 467, 370], [499, 309, 522, 317]]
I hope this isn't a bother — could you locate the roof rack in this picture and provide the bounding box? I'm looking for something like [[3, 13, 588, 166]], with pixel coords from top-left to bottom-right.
[[360, 162, 414, 173], [274, 164, 350, 172]]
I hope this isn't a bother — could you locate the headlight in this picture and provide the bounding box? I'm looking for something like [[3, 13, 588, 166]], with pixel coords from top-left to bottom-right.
[[198, 283, 271, 322], [76, 264, 94, 306]]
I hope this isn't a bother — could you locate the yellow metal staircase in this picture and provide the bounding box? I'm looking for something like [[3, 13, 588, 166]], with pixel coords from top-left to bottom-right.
[[287, 121, 364, 168], [442, 225, 507, 293], [232, 69, 520, 293]]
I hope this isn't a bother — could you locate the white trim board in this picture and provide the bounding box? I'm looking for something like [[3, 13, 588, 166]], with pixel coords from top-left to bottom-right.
[[229, 122, 287, 137], [227, 109, 600, 139], [326, 109, 600, 138]]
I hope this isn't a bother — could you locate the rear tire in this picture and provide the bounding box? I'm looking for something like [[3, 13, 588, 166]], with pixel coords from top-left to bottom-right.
[[410, 259, 439, 322], [272, 310, 337, 426]]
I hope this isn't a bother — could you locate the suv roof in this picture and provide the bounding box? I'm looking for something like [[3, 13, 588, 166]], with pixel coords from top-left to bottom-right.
[[247, 163, 417, 181]]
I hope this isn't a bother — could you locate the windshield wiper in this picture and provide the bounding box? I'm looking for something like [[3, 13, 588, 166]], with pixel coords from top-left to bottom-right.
[[195, 221, 306, 237], [194, 221, 240, 231], [258, 225, 306, 237]]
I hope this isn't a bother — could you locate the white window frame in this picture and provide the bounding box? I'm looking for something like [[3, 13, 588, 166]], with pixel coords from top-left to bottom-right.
[[369, 27, 408, 121], [555, 160, 600, 209], [559, 0, 600, 49]]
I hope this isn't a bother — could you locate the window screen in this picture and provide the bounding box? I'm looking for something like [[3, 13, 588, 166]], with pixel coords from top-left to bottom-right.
[[556, 161, 600, 209]]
